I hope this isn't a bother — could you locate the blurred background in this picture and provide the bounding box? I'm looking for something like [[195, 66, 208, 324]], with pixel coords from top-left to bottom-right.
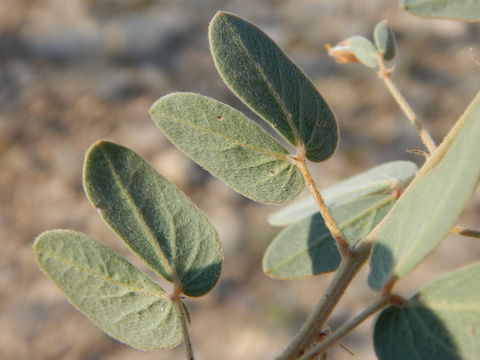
[[1, 0, 479, 359]]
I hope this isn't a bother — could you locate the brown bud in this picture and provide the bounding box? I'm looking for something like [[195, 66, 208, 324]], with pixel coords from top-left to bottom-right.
[[325, 42, 360, 64]]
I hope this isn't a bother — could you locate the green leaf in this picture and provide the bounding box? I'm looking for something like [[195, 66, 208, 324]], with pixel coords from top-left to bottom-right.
[[150, 92, 304, 204], [346, 36, 379, 67], [368, 92, 480, 291], [33, 230, 182, 350], [83, 140, 222, 297], [209, 12, 338, 162], [263, 194, 395, 279], [402, 0, 480, 22], [373, 20, 396, 61], [269, 161, 417, 226], [374, 261, 480, 360]]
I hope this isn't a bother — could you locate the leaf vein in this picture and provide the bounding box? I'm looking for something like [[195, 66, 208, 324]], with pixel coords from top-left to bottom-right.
[[101, 147, 174, 277], [42, 251, 167, 299]]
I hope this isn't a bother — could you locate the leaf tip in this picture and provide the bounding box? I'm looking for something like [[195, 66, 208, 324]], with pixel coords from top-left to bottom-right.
[[84, 139, 113, 164], [208, 10, 231, 34], [82, 139, 112, 196], [33, 229, 67, 250], [211, 10, 236, 22]]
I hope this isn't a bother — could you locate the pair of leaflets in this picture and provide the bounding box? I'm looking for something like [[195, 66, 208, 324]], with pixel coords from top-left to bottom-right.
[[34, 141, 222, 349], [150, 12, 338, 205], [339, 20, 396, 68]]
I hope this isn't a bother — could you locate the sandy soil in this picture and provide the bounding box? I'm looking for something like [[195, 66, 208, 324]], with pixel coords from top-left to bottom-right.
[[1, 1, 479, 359]]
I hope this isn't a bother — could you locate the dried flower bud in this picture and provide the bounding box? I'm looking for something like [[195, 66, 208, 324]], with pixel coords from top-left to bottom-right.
[[325, 42, 360, 64]]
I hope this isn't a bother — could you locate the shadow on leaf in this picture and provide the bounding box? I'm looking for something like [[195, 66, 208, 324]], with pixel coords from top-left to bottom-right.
[[374, 302, 460, 360], [307, 213, 341, 275]]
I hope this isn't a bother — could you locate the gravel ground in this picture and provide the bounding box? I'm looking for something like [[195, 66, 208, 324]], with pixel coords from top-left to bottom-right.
[[1, 1, 479, 359]]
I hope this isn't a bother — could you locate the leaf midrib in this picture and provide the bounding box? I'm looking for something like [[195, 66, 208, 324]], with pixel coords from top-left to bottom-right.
[[410, 306, 463, 356], [42, 250, 168, 299], [101, 148, 175, 278], [401, 309, 424, 360], [393, 145, 469, 276], [157, 111, 289, 161], [222, 18, 301, 145]]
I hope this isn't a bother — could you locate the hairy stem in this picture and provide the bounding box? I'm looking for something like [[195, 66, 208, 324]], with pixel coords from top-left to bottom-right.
[[377, 55, 436, 155], [276, 242, 372, 360], [451, 226, 480, 239], [174, 300, 194, 360], [299, 296, 390, 360], [295, 154, 349, 257]]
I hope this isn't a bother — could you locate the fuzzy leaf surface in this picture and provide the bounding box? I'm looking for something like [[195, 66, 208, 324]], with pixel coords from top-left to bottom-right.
[[150, 93, 304, 204], [369, 92, 480, 290], [269, 161, 417, 226], [402, 0, 480, 21], [374, 261, 480, 360], [374, 20, 396, 61], [33, 230, 182, 350], [84, 141, 222, 297], [347, 36, 378, 67], [264, 194, 395, 279], [209, 12, 338, 162]]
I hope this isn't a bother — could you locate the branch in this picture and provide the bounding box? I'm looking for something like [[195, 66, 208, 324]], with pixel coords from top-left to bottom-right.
[[299, 296, 390, 360], [451, 226, 480, 239], [275, 242, 372, 360], [171, 280, 194, 360], [174, 300, 194, 360], [377, 54, 436, 155]]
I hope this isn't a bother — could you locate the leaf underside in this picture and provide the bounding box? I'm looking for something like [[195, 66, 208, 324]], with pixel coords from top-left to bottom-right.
[[209, 11, 338, 162], [264, 194, 396, 279], [368, 91, 480, 290], [269, 160, 417, 226], [402, 0, 480, 21], [374, 261, 480, 360], [33, 230, 182, 350], [150, 92, 304, 204], [83, 140, 222, 297]]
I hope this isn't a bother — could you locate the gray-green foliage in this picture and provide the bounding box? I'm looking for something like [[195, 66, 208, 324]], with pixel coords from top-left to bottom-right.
[[369, 92, 480, 290], [331, 20, 396, 68], [374, 261, 480, 359], [269, 161, 417, 226], [402, 0, 480, 21], [264, 194, 396, 279], [33, 8, 480, 359], [34, 230, 182, 350], [84, 141, 222, 297], [34, 140, 224, 349], [209, 12, 338, 162], [150, 93, 304, 204], [374, 20, 396, 61]]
